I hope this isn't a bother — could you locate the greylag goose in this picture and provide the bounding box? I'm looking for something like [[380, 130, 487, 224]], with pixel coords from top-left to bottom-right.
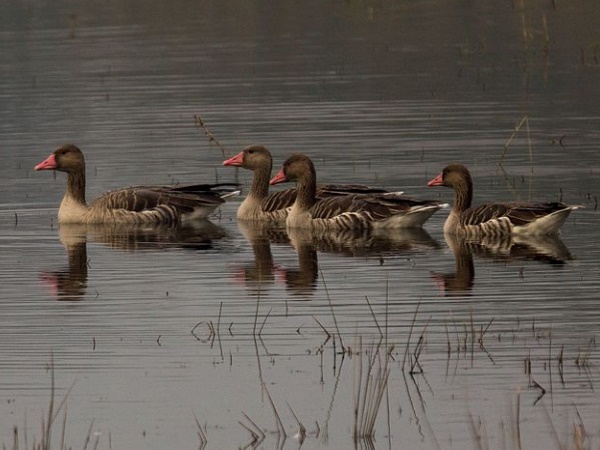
[[35, 144, 239, 225], [223, 145, 392, 224], [427, 163, 580, 237], [269, 153, 445, 230]]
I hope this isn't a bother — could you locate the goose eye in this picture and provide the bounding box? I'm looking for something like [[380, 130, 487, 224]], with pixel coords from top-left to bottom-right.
[[248, 149, 254, 154]]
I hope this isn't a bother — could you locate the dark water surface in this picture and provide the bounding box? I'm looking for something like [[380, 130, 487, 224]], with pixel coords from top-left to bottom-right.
[[1, 1, 599, 449]]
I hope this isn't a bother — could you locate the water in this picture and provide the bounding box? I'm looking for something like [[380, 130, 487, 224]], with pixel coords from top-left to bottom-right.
[[1, 1, 599, 449]]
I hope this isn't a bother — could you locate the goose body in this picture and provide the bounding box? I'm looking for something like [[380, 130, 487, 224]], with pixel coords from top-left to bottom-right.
[[35, 144, 239, 225], [427, 163, 580, 237], [223, 145, 393, 224], [269, 153, 445, 231]]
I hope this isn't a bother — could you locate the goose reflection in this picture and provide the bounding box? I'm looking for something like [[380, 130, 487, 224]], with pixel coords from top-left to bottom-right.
[[285, 227, 442, 295], [40, 224, 88, 301], [284, 228, 320, 296], [40, 221, 229, 301], [432, 233, 573, 296], [84, 219, 228, 252], [236, 222, 442, 296], [234, 221, 293, 293], [288, 226, 441, 258]]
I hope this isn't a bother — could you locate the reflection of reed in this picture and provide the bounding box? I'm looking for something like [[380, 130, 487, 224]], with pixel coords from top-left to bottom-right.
[[432, 233, 573, 296]]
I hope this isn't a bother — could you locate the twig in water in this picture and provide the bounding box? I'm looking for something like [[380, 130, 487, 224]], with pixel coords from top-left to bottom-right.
[[216, 302, 224, 360], [287, 402, 306, 445], [499, 115, 532, 166], [263, 383, 287, 442], [191, 321, 215, 343], [82, 419, 96, 450], [258, 308, 272, 336], [193, 413, 208, 449], [193, 115, 229, 157], [532, 379, 546, 406], [239, 412, 265, 448], [402, 301, 421, 372], [353, 339, 392, 440], [365, 295, 383, 339], [320, 268, 345, 352], [515, 388, 522, 450], [410, 317, 431, 375]]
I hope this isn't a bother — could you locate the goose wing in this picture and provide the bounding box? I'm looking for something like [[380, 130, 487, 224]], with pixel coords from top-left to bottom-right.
[[317, 184, 389, 197], [309, 194, 442, 221], [171, 182, 240, 198], [357, 194, 445, 220], [90, 185, 224, 214], [260, 184, 391, 213], [261, 188, 298, 212], [461, 202, 571, 227]]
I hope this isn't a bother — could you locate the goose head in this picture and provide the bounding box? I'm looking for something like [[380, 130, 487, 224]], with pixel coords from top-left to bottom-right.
[[35, 144, 85, 174], [427, 163, 472, 189], [428, 163, 474, 213], [223, 145, 272, 172], [270, 154, 316, 186]]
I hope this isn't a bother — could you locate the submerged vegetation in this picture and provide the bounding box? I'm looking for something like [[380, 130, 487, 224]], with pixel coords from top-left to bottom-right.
[[6, 307, 598, 449]]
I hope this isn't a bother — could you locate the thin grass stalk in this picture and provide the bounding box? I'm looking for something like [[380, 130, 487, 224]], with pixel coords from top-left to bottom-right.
[[403, 302, 421, 372], [499, 115, 529, 166], [60, 406, 67, 450], [43, 355, 55, 450], [320, 268, 344, 351], [216, 301, 224, 361], [515, 388, 522, 450], [353, 336, 363, 439], [364, 295, 382, 339], [263, 384, 286, 440], [193, 115, 228, 157], [82, 419, 95, 450]]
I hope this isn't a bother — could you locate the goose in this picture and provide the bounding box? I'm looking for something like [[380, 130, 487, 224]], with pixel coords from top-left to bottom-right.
[[427, 163, 580, 237], [269, 153, 445, 230], [223, 145, 392, 224], [35, 144, 240, 225]]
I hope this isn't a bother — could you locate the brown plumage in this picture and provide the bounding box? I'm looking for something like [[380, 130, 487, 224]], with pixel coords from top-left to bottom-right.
[[269, 153, 445, 230], [427, 163, 580, 237], [35, 144, 239, 225], [223, 145, 392, 224]]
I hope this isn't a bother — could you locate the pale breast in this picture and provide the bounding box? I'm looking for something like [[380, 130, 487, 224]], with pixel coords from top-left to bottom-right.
[[58, 195, 89, 224]]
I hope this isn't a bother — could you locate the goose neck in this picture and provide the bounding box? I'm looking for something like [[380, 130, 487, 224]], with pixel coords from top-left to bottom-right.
[[294, 173, 317, 210], [453, 178, 472, 214], [66, 167, 87, 206], [251, 164, 272, 200]]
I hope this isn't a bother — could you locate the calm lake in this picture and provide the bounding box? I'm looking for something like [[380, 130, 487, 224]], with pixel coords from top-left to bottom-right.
[[1, 1, 599, 449]]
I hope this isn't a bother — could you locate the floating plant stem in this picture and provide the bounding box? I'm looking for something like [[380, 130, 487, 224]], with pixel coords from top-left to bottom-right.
[[194, 115, 229, 157]]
